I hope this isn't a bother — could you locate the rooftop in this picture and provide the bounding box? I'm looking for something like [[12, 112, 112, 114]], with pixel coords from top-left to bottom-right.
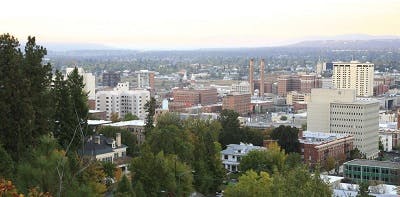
[[221, 142, 266, 155], [105, 120, 145, 127], [88, 120, 112, 126], [80, 135, 127, 156], [300, 131, 352, 145], [344, 159, 400, 169]]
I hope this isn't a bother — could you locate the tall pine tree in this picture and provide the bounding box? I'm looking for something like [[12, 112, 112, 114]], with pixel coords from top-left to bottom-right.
[[0, 34, 51, 161]]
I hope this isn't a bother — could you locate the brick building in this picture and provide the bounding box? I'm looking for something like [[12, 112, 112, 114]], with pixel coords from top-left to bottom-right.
[[277, 75, 300, 96], [172, 88, 218, 107], [300, 74, 321, 93], [222, 93, 251, 115], [300, 131, 354, 167]]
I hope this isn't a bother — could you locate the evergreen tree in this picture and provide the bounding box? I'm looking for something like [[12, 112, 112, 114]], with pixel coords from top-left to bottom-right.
[[52, 70, 75, 150], [0, 144, 14, 179], [133, 181, 146, 197], [144, 97, 156, 135], [0, 34, 43, 160], [270, 125, 300, 153], [115, 175, 135, 197]]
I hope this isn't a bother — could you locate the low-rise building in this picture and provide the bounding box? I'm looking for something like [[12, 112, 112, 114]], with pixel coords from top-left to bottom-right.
[[80, 133, 130, 173], [222, 93, 251, 115], [300, 131, 354, 167], [221, 142, 266, 172], [344, 159, 400, 185]]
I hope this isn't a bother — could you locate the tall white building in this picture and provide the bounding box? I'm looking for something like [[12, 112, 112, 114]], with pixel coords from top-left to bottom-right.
[[330, 101, 379, 159], [96, 83, 150, 120], [66, 67, 96, 100], [332, 61, 374, 97], [307, 88, 379, 159], [308, 88, 356, 132]]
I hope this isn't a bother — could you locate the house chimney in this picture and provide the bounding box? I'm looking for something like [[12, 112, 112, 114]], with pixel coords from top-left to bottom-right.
[[116, 133, 121, 147], [95, 136, 101, 144], [260, 59, 265, 97], [249, 58, 254, 95]]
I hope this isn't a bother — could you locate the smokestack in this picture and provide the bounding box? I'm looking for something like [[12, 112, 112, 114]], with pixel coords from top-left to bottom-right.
[[116, 133, 121, 147], [260, 59, 265, 97], [249, 58, 254, 95]]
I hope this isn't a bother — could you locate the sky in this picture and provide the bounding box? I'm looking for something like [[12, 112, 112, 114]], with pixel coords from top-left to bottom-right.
[[1, 0, 400, 49]]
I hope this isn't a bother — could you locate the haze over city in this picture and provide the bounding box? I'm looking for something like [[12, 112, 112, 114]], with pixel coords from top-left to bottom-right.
[[2, 0, 400, 49]]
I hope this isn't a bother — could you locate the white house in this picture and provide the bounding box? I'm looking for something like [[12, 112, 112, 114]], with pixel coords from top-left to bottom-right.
[[220, 142, 266, 172]]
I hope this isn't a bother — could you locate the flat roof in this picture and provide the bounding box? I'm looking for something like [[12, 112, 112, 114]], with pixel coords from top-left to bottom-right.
[[331, 100, 379, 105], [88, 120, 112, 126], [104, 120, 145, 127], [344, 159, 400, 169]]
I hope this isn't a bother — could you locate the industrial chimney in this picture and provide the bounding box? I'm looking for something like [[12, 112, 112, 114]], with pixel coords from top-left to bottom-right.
[[249, 58, 254, 95], [116, 133, 122, 147], [260, 59, 265, 97]]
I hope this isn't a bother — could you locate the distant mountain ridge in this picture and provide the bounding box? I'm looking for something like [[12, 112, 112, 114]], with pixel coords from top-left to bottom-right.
[[287, 39, 400, 49]]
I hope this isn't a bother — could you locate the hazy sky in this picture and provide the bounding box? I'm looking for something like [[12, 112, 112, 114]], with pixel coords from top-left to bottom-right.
[[1, 0, 399, 49]]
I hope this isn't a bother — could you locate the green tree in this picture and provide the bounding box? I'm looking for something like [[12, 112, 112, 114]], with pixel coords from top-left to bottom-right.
[[0, 145, 14, 179], [130, 150, 193, 197], [123, 113, 139, 121], [270, 125, 300, 153], [133, 181, 146, 197], [280, 115, 288, 121], [0, 34, 38, 161], [144, 97, 156, 135], [52, 70, 76, 150], [378, 137, 384, 152], [115, 175, 135, 197], [183, 118, 224, 194], [240, 142, 286, 174], [102, 162, 116, 178], [357, 181, 372, 197], [350, 148, 363, 160], [325, 156, 336, 173], [224, 170, 272, 197], [285, 152, 302, 169], [110, 112, 120, 123], [218, 109, 241, 147], [147, 124, 194, 163]]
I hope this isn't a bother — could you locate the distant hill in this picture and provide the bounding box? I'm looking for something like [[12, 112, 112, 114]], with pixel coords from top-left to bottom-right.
[[287, 39, 400, 49]]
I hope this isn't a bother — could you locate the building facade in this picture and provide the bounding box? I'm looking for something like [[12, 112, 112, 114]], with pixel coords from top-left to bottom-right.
[[307, 88, 356, 132], [344, 159, 400, 185], [222, 93, 251, 115], [104, 120, 146, 145], [135, 70, 155, 90], [221, 143, 266, 172], [332, 61, 374, 97], [300, 131, 354, 167], [329, 101, 379, 159], [96, 83, 150, 120], [102, 71, 121, 87]]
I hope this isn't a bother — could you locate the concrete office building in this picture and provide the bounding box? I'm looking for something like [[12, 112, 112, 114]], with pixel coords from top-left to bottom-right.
[[307, 88, 379, 158], [307, 88, 356, 132], [330, 101, 379, 159], [332, 61, 374, 97], [96, 82, 150, 120]]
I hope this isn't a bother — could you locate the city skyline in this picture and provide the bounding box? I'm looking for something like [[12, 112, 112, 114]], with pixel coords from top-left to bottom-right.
[[1, 0, 400, 49]]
